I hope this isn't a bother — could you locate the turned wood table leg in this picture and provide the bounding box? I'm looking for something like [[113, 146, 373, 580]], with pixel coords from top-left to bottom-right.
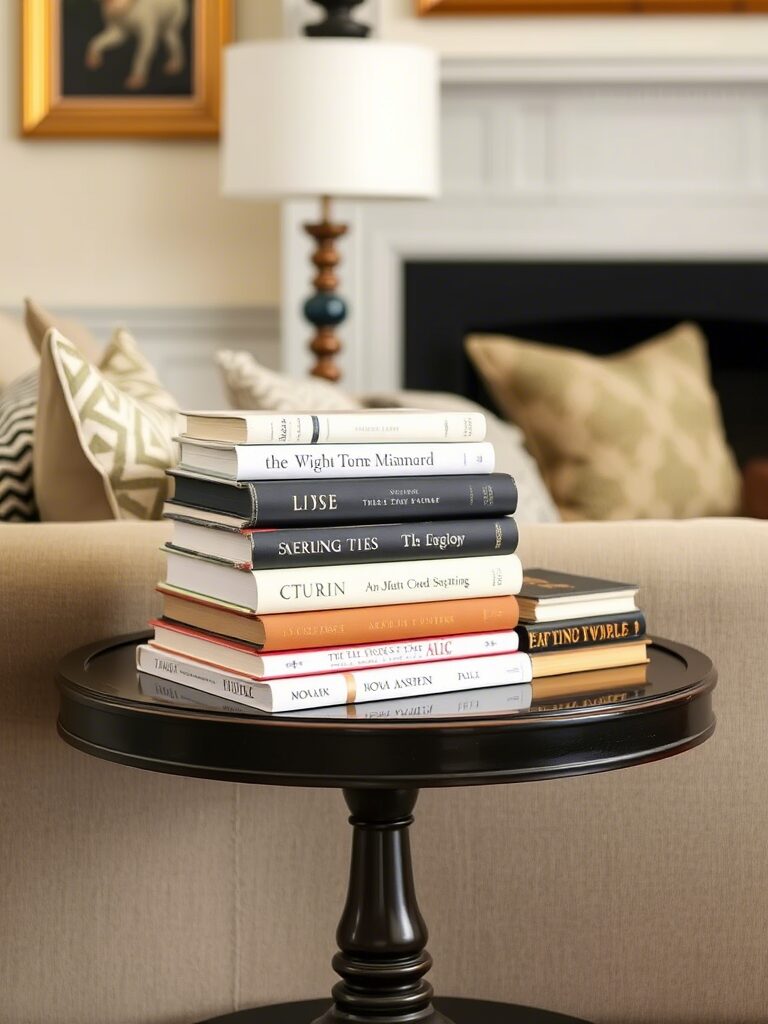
[[312, 788, 453, 1024]]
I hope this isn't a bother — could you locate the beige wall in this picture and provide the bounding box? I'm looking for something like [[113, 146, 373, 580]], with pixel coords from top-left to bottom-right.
[[380, 0, 768, 56], [0, 0, 283, 309]]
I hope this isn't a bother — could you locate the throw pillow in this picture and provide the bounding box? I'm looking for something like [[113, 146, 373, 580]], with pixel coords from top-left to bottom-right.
[[24, 298, 102, 363], [0, 371, 38, 522], [35, 329, 181, 522], [0, 313, 38, 392], [465, 323, 741, 520], [362, 389, 560, 524], [217, 349, 361, 412]]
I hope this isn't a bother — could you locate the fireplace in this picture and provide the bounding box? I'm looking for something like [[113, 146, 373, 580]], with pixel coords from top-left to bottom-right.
[[404, 260, 768, 466]]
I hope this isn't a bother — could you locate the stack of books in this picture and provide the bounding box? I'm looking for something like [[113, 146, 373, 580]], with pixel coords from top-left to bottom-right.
[[515, 569, 649, 679], [137, 408, 532, 713]]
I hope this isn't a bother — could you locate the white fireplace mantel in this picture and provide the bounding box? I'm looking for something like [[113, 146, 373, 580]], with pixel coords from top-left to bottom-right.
[[282, 54, 768, 391]]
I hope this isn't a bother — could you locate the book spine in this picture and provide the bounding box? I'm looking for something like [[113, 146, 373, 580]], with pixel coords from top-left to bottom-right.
[[517, 612, 647, 653], [259, 595, 520, 651], [239, 411, 487, 444], [179, 552, 523, 614], [137, 645, 532, 713], [230, 442, 495, 481], [242, 518, 518, 569], [154, 629, 520, 680], [284, 683, 533, 720], [173, 473, 517, 527]]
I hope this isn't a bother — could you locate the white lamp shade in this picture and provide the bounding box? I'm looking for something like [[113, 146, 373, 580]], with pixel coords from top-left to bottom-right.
[[222, 39, 439, 201]]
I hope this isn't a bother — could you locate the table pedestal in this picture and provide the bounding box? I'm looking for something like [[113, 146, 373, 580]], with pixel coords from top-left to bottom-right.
[[199, 789, 591, 1024]]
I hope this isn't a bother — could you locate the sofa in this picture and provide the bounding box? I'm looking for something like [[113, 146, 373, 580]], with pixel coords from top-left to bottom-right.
[[2, 516, 767, 1024]]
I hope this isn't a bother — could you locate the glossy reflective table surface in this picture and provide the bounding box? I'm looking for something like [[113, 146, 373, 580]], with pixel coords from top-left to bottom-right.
[[58, 633, 715, 788], [57, 633, 715, 1024]]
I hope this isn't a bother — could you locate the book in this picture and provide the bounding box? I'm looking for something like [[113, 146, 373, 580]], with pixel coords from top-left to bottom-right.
[[166, 471, 518, 528], [530, 640, 649, 677], [176, 438, 495, 481], [156, 584, 520, 651], [163, 549, 523, 615], [518, 568, 639, 623], [135, 645, 533, 713], [182, 409, 486, 445], [138, 667, 647, 721], [165, 516, 519, 570], [516, 611, 646, 653], [139, 673, 535, 719], [148, 619, 519, 679]]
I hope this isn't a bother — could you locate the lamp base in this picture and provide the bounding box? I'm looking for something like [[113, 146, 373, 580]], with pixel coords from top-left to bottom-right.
[[303, 197, 347, 383]]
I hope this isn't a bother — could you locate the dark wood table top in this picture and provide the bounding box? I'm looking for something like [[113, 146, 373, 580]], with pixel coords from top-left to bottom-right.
[[57, 633, 715, 789]]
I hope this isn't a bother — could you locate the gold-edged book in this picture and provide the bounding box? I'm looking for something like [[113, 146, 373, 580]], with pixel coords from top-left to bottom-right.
[[531, 640, 649, 678]]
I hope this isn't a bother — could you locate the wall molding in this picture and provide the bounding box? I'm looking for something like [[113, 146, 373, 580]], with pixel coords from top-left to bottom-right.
[[282, 54, 768, 391], [442, 55, 768, 85], [4, 305, 280, 407]]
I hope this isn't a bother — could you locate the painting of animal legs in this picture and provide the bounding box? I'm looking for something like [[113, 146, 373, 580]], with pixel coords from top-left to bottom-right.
[[85, 23, 128, 69], [162, 2, 189, 76]]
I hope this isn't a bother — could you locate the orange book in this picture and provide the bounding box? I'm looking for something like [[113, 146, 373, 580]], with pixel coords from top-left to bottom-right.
[[156, 583, 519, 652]]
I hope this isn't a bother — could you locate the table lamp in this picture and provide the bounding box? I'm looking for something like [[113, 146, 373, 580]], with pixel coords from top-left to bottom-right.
[[221, 0, 439, 381]]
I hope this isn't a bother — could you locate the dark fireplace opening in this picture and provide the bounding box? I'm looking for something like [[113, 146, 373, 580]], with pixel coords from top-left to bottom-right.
[[403, 261, 768, 465]]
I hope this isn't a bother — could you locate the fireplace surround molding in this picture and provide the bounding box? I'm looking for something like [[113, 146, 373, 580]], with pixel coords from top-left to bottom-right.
[[281, 53, 768, 391]]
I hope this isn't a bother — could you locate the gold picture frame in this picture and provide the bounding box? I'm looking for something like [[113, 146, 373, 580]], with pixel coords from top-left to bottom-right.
[[418, 0, 767, 12], [22, 0, 232, 139]]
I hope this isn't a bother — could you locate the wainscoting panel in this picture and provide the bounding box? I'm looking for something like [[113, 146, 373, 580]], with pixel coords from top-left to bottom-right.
[[5, 306, 280, 409]]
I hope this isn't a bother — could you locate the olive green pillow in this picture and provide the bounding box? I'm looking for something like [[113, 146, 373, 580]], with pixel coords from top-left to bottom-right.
[[465, 323, 741, 521]]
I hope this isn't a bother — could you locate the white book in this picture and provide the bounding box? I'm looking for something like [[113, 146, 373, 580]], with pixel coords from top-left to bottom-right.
[[138, 673, 533, 719], [176, 438, 495, 481], [136, 645, 533, 713], [163, 549, 523, 614], [149, 620, 520, 679], [182, 409, 487, 445]]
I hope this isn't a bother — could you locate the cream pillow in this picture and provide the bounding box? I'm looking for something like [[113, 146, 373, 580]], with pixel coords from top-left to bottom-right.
[[217, 350, 361, 412], [465, 323, 741, 521], [35, 329, 181, 522]]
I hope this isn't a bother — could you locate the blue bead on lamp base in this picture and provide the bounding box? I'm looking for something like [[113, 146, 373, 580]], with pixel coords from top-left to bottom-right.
[[304, 196, 348, 381]]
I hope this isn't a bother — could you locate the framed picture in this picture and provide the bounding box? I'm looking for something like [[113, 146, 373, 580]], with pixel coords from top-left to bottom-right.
[[22, 0, 232, 138], [417, 0, 766, 12]]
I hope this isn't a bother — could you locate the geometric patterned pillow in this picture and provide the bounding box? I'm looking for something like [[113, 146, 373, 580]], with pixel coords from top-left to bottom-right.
[[465, 322, 742, 521], [0, 371, 39, 522], [34, 329, 182, 521], [217, 349, 361, 411]]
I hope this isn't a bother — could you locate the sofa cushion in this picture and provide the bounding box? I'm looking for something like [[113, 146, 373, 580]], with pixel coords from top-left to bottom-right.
[[0, 371, 38, 522], [35, 329, 181, 522], [217, 349, 361, 411], [0, 312, 38, 392], [465, 322, 741, 521], [24, 298, 102, 362], [361, 389, 560, 524]]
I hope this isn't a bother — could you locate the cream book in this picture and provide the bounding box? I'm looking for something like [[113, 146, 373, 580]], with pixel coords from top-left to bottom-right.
[[182, 409, 486, 445], [163, 549, 523, 614]]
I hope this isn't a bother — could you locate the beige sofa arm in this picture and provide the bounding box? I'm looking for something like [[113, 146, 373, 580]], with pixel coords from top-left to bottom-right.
[[519, 517, 767, 683], [0, 520, 169, 720]]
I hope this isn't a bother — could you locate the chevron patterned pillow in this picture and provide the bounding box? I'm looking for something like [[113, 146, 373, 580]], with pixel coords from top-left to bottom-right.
[[0, 371, 38, 522], [35, 329, 181, 521]]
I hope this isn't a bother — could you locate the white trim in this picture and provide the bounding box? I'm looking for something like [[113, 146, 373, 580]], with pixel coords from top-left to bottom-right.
[[442, 56, 768, 85], [4, 305, 280, 408]]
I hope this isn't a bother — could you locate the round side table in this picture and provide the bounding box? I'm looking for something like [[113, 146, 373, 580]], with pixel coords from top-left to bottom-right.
[[57, 634, 716, 1024]]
